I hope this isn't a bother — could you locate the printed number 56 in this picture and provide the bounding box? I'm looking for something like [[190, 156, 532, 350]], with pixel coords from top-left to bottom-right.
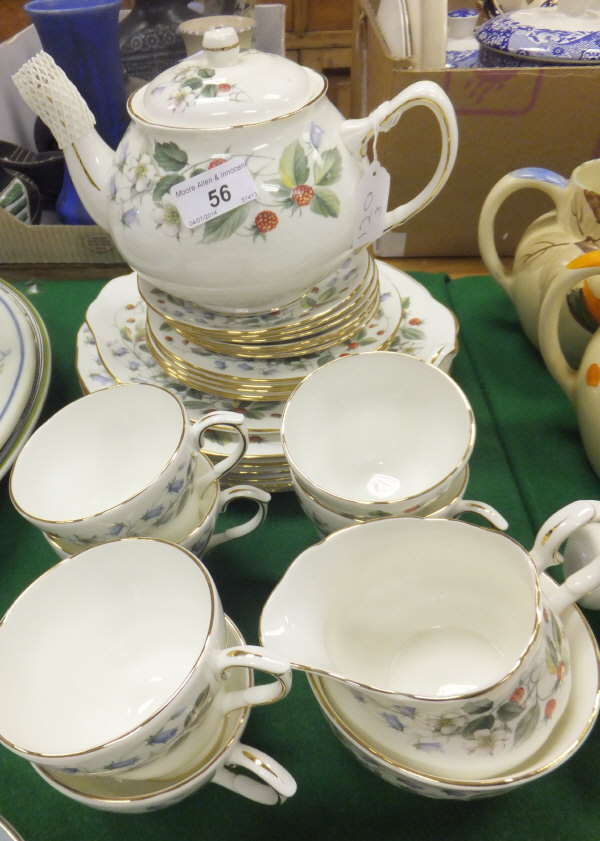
[[208, 184, 232, 207]]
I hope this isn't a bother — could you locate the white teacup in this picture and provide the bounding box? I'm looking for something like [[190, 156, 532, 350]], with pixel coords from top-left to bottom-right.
[[44, 452, 270, 559], [291, 465, 508, 537], [9, 383, 249, 550], [0, 538, 291, 776], [32, 617, 296, 810], [260, 501, 600, 780], [281, 351, 475, 518]]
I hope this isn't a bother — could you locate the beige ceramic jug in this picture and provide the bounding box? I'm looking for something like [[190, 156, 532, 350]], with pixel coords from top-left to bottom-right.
[[538, 251, 600, 478], [479, 159, 600, 367]]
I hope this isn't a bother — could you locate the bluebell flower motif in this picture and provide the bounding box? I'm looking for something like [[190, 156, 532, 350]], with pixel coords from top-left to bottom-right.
[[381, 712, 405, 731], [109, 522, 126, 536], [310, 122, 324, 148], [168, 477, 185, 494], [122, 206, 140, 228], [104, 755, 142, 770], [142, 505, 165, 521], [127, 360, 141, 371], [147, 726, 179, 745], [113, 346, 128, 357]]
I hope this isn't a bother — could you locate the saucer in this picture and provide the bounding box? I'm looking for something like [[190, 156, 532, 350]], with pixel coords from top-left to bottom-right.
[[33, 615, 254, 811], [307, 575, 600, 799], [138, 250, 373, 342], [0, 280, 51, 480], [143, 269, 402, 400]]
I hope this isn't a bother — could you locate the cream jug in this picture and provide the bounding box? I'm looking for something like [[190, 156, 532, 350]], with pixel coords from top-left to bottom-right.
[[260, 503, 600, 780]]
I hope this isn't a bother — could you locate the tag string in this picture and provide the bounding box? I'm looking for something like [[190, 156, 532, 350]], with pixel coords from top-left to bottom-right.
[[371, 102, 389, 165]]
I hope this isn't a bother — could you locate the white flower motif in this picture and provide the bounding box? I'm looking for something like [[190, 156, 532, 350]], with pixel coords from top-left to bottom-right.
[[152, 195, 192, 239], [167, 85, 196, 113], [124, 152, 158, 193]]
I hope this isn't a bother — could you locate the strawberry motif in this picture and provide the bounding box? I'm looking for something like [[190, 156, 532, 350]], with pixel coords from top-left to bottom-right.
[[254, 210, 278, 235], [208, 157, 228, 169], [291, 184, 314, 207]]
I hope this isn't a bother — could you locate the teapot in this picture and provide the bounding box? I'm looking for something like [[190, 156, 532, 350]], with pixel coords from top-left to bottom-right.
[[478, 159, 600, 367], [538, 250, 600, 478], [12, 29, 458, 314]]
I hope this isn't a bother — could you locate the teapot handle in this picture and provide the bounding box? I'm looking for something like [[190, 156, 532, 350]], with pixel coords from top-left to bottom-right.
[[339, 80, 458, 230], [537, 253, 600, 403], [478, 167, 569, 295]]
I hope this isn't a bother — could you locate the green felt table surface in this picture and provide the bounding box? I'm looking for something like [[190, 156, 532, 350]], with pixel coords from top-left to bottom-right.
[[1, 268, 600, 841]]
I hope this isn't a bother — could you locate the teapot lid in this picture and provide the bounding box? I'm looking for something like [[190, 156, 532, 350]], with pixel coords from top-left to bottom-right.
[[129, 26, 325, 129]]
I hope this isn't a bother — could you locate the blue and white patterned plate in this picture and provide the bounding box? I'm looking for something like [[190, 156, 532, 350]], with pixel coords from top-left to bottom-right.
[[477, 6, 600, 65]]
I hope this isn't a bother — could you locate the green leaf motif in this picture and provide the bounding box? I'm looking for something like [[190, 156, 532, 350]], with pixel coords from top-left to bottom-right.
[[513, 703, 540, 746], [314, 147, 343, 186], [154, 142, 188, 172], [550, 610, 564, 651], [202, 203, 251, 243], [462, 714, 495, 738], [152, 174, 184, 203], [462, 700, 494, 716], [311, 187, 340, 218], [496, 701, 525, 723], [279, 142, 310, 189], [545, 636, 560, 674], [202, 84, 218, 98], [185, 78, 206, 90]]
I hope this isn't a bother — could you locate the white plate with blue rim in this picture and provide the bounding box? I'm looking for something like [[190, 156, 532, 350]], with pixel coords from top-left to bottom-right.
[[0, 281, 51, 480]]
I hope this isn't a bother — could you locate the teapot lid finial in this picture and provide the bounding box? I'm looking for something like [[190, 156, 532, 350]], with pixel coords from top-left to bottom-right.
[[202, 26, 240, 67]]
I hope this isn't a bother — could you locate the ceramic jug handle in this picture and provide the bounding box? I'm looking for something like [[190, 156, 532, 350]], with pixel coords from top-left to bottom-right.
[[205, 485, 271, 550], [537, 260, 600, 403], [192, 410, 249, 484], [339, 80, 458, 230], [530, 499, 600, 611], [478, 168, 569, 294], [212, 743, 297, 804], [217, 645, 292, 711]]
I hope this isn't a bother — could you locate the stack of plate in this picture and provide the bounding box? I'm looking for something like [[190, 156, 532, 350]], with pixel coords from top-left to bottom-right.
[[0, 279, 51, 480], [78, 260, 458, 492]]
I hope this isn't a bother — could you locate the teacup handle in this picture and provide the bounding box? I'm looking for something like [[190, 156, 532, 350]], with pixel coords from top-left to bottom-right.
[[530, 499, 600, 612], [212, 743, 297, 805], [448, 499, 508, 531], [339, 80, 458, 230], [192, 410, 249, 483], [217, 645, 292, 712], [206, 485, 271, 551], [478, 167, 569, 294]]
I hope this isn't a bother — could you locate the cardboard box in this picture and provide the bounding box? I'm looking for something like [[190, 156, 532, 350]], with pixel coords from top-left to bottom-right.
[[353, 0, 600, 258], [0, 7, 285, 276]]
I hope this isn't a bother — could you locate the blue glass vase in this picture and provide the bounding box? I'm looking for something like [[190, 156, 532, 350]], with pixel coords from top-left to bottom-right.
[[25, 0, 129, 225]]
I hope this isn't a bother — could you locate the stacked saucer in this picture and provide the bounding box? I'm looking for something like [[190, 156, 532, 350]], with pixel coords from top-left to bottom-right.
[[78, 260, 458, 491]]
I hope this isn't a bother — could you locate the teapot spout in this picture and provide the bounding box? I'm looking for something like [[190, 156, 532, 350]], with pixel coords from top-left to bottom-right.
[[12, 51, 114, 229]]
